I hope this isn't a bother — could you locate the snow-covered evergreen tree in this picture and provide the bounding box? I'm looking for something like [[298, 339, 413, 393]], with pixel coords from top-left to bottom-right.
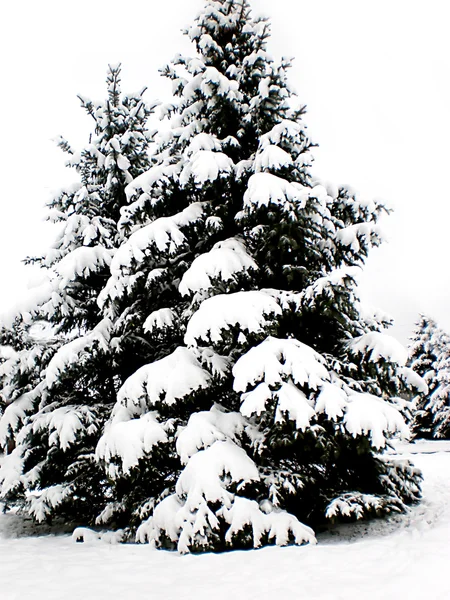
[[432, 351, 450, 438], [1, 1, 425, 550], [0, 65, 155, 521], [409, 315, 450, 439], [91, 0, 423, 551]]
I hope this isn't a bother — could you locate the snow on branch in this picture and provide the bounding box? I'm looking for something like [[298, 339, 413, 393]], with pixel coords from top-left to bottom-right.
[[192, 347, 231, 379], [259, 119, 304, 148], [233, 336, 330, 394], [184, 132, 222, 156], [397, 366, 428, 394], [96, 412, 168, 479], [124, 164, 176, 203], [143, 308, 176, 334], [111, 202, 206, 275], [179, 237, 258, 296], [176, 440, 259, 503], [344, 392, 409, 448], [27, 484, 73, 522], [301, 267, 362, 307], [184, 290, 282, 346], [0, 447, 25, 497], [137, 439, 315, 553], [325, 492, 384, 520], [176, 405, 247, 464], [137, 439, 259, 552], [114, 347, 212, 418], [0, 391, 37, 448], [274, 380, 315, 430], [348, 331, 408, 366], [56, 245, 114, 284], [315, 383, 348, 422], [222, 497, 316, 548], [234, 337, 328, 428], [45, 319, 111, 388], [233, 337, 409, 445], [99, 203, 207, 310], [182, 67, 240, 102], [243, 172, 309, 211], [29, 405, 98, 451], [336, 222, 384, 253], [254, 145, 293, 172], [179, 150, 234, 185]]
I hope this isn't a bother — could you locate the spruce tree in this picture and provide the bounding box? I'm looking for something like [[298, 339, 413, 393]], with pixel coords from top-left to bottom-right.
[[409, 315, 450, 439], [93, 0, 423, 551], [0, 65, 155, 521], [432, 351, 450, 438]]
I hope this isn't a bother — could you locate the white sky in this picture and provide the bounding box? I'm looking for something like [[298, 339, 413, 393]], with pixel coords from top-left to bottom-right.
[[1, 0, 449, 344]]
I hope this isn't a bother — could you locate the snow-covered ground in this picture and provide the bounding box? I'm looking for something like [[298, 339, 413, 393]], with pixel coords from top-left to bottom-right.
[[1, 440, 449, 600]]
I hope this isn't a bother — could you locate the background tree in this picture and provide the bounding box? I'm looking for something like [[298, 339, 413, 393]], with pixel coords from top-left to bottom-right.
[[408, 314, 450, 439]]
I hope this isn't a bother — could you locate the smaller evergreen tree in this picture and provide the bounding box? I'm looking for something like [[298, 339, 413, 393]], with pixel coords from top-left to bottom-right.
[[408, 314, 450, 439], [0, 65, 156, 521], [429, 350, 450, 439]]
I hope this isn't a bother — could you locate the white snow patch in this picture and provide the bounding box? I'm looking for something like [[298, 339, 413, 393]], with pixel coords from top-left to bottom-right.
[[176, 406, 246, 465], [115, 347, 211, 416], [184, 291, 281, 346], [255, 145, 293, 172], [244, 172, 308, 210], [180, 150, 234, 185], [349, 331, 408, 366], [233, 336, 330, 393], [143, 308, 176, 334], [179, 237, 257, 296], [96, 413, 168, 478], [56, 245, 113, 283], [344, 392, 409, 448]]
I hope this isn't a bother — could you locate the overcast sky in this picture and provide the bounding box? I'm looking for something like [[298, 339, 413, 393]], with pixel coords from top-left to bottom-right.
[[1, 0, 449, 344]]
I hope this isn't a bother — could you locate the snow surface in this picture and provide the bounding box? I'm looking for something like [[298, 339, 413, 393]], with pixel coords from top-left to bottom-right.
[[0, 441, 449, 599]]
